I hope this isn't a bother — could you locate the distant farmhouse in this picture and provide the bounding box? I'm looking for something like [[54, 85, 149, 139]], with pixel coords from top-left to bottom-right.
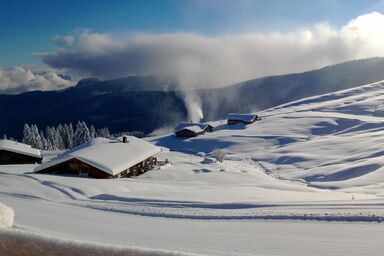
[[0, 139, 42, 165], [227, 113, 259, 125], [174, 122, 214, 137], [34, 136, 160, 179]]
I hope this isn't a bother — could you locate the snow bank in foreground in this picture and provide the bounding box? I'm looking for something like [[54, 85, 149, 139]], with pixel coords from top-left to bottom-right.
[[0, 229, 201, 256], [0, 202, 14, 228]]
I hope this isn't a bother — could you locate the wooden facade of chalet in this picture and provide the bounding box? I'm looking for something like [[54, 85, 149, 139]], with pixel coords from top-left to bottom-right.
[[0, 149, 42, 165], [227, 119, 255, 125], [175, 129, 201, 137], [227, 114, 259, 125], [175, 125, 213, 137], [35, 156, 158, 179]]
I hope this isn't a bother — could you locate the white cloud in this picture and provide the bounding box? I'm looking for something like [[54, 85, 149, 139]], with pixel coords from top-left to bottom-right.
[[51, 35, 75, 48], [340, 12, 384, 57], [0, 66, 73, 94], [38, 12, 384, 91], [2, 12, 384, 95]]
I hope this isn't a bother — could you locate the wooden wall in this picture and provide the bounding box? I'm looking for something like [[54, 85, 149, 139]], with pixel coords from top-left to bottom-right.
[[0, 150, 42, 165], [36, 156, 158, 179], [227, 119, 255, 125], [175, 129, 201, 137]]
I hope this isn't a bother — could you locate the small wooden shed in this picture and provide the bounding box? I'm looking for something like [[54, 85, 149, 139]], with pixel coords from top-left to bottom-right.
[[0, 139, 42, 165], [227, 113, 259, 125], [34, 136, 160, 179], [174, 122, 213, 137]]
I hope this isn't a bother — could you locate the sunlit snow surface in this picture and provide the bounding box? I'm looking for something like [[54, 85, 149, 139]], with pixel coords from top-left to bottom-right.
[[1, 81, 384, 255], [0, 202, 13, 228]]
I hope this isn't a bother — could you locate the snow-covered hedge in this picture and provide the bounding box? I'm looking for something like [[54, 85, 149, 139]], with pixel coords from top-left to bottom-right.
[[0, 202, 14, 228]]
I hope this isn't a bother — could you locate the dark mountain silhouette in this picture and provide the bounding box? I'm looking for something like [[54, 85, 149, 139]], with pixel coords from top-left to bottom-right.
[[200, 57, 384, 120], [1, 58, 384, 139]]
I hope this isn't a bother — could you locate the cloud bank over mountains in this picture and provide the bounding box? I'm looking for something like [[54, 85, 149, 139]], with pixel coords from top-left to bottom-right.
[[2, 12, 384, 94], [39, 12, 384, 89], [0, 66, 72, 94]]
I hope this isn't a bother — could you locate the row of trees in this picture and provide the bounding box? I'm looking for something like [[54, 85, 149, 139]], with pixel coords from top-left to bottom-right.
[[20, 121, 111, 150]]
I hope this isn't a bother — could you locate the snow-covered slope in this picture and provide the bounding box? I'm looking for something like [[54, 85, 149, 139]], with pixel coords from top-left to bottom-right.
[[153, 80, 384, 200], [1, 81, 384, 255]]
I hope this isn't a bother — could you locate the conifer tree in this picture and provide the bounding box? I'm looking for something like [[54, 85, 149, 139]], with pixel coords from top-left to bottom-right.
[[97, 127, 111, 138], [22, 124, 32, 145], [89, 125, 96, 138], [73, 121, 91, 146], [31, 124, 43, 149]]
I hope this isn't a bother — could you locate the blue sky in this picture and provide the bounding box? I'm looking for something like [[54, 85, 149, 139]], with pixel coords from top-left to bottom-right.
[[1, 0, 384, 67]]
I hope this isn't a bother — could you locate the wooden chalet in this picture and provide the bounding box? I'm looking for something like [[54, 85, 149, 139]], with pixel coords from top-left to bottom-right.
[[174, 122, 213, 137], [34, 136, 161, 179], [227, 113, 259, 125], [0, 139, 42, 165]]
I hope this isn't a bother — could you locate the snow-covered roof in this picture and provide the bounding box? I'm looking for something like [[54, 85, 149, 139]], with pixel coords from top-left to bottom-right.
[[174, 122, 212, 134], [34, 137, 161, 176], [0, 139, 42, 159], [227, 113, 258, 123]]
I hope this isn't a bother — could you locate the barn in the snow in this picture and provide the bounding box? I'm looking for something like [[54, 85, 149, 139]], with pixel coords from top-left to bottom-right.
[[227, 113, 259, 125], [0, 139, 43, 165], [34, 136, 161, 179], [174, 122, 214, 137]]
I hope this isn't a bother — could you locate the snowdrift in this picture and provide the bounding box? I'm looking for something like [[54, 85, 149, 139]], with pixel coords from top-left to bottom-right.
[[0, 229, 201, 256], [0, 202, 14, 228]]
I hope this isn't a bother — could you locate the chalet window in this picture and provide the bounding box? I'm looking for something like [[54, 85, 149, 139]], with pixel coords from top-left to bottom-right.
[[79, 169, 89, 177]]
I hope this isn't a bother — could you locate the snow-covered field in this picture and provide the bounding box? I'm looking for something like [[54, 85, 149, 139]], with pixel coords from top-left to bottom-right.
[[1, 81, 384, 255]]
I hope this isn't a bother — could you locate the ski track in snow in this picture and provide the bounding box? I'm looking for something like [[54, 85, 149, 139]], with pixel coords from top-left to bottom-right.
[[2, 176, 383, 222]]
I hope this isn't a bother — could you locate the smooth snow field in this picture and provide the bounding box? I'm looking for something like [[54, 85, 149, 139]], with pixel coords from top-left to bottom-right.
[[2, 81, 384, 255]]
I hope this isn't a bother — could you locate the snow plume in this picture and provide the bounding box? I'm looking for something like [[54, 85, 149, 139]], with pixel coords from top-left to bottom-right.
[[177, 69, 204, 121], [0, 66, 73, 94], [40, 12, 384, 89], [0, 229, 201, 256], [182, 91, 203, 122], [0, 202, 14, 228]]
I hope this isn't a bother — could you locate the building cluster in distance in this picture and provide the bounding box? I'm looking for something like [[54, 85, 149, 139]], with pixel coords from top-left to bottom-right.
[[0, 112, 259, 179], [174, 113, 259, 137]]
